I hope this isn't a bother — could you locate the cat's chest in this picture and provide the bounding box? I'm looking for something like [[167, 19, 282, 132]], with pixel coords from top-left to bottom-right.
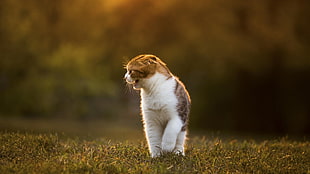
[[141, 80, 177, 111], [142, 94, 171, 111], [141, 94, 176, 122]]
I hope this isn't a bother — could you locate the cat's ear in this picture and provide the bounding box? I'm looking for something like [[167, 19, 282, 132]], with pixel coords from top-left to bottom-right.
[[150, 56, 157, 61], [148, 56, 158, 64]]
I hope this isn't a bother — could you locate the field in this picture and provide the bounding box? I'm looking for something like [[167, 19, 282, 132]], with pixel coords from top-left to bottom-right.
[[0, 131, 309, 174]]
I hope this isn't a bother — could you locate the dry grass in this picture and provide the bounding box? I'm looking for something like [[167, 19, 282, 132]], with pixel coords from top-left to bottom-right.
[[0, 131, 309, 173]]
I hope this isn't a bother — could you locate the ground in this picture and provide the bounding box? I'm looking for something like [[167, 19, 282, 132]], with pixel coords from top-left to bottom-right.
[[0, 131, 309, 174]]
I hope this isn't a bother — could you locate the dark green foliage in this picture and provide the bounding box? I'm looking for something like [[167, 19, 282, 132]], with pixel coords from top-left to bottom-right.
[[0, 132, 309, 173], [0, 0, 310, 134]]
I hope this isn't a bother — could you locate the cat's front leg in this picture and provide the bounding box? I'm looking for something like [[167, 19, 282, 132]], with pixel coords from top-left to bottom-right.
[[145, 122, 163, 158], [173, 130, 186, 155], [161, 119, 182, 153]]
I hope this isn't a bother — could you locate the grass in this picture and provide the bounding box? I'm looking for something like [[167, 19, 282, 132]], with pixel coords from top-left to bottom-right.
[[0, 131, 309, 174]]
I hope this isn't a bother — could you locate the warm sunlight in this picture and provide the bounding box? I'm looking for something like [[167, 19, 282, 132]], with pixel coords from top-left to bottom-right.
[[0, 0, 309, 172]]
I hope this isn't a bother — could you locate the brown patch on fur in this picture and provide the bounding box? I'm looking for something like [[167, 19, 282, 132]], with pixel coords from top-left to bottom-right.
[[174, 78, 191, 131], [125, 54, 172, 79]]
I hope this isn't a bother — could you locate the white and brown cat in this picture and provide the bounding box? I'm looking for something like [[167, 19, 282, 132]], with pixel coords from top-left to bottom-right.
[[124, 54, 191, 157]]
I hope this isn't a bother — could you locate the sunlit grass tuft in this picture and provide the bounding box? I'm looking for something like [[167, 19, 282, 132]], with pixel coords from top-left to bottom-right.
[[0, 131, 309, 173]]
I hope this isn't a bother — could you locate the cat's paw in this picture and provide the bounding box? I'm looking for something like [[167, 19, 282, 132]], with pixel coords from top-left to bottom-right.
[[173, 149, 185, 156], [150, 146, 162, 158], [151, 152, 161, 158]]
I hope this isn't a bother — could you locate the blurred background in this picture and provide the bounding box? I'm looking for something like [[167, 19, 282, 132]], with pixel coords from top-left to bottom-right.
[[0, 0, 309, 140]]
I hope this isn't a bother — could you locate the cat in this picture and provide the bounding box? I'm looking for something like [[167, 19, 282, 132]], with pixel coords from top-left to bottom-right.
[[124, 54, 191, 157]]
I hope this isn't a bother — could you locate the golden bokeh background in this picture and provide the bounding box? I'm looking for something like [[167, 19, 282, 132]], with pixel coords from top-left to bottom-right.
[[0, 0, 309, 138]]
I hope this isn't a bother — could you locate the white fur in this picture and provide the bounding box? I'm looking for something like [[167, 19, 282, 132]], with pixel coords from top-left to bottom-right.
[[137, 73, 186, 157]]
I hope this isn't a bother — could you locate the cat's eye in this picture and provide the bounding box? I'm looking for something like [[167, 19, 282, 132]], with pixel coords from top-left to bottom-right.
[[129, 70, 143, 74]]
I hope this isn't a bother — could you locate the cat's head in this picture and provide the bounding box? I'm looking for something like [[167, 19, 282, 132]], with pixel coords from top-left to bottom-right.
[[124, 54, 172, 90]]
